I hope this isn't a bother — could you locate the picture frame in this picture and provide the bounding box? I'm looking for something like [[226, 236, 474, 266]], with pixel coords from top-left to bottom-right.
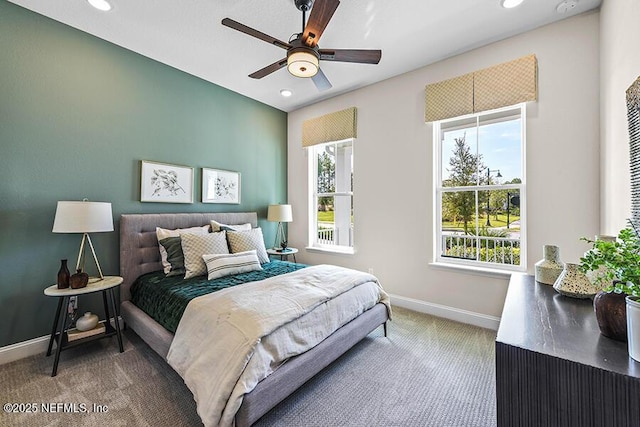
[[202, 168, 241, 204], [140, 160, 194, 203]]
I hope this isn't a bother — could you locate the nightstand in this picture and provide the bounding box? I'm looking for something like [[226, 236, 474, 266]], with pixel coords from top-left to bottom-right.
[[44, 276, 124, 376], [267, 247, 298, 263]]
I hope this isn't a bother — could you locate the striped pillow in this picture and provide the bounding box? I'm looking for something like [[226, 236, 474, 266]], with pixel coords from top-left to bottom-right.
[[181, 231, 229, 279], [226, 228, 269, 264], [202, 250, 263, 280]]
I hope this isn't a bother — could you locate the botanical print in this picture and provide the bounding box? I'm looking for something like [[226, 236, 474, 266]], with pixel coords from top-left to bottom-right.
[[141, 161, 193, 203], [151, 169, 185, 198], [214, 176, 237, 200], [202, 168, 241, 204]]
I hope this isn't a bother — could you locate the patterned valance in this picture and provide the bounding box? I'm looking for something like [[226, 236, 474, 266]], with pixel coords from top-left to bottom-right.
[[302, 107, 357, 147], [425, 54, 538, 122], [424, 74, 474, 123]]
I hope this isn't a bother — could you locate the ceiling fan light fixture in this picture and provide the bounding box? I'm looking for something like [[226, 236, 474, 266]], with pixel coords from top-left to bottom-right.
[[501, 0, 524, 8], [287, 51, 319, 78]]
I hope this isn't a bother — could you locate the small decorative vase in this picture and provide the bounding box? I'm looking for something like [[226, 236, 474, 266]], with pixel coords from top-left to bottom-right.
[[76, 312, 99, 332], [69, 269, 89, 289], [594, 290, 628, 342], [535, 245, 564, 285], [553, 263, 601, 298], [57, 259, 70, 289], [585, 235, 616, 285], [626, 296, 640, 362]]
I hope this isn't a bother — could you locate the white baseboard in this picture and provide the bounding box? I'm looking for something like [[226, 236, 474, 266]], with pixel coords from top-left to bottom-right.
[[0, 317, 125, 366], [0, 336, 50, 365], [389, 294, 501, 331]]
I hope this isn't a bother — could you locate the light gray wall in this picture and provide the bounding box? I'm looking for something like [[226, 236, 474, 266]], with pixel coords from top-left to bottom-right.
[[287, 11, 600, 319], [600, 0, 640, 234]]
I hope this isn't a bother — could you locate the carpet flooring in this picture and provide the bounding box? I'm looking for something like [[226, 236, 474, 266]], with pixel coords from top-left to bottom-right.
[[0, 307, 497, 426]]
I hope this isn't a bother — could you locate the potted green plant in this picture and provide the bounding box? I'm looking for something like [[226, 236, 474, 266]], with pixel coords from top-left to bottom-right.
[[580, 226, 640, 360]]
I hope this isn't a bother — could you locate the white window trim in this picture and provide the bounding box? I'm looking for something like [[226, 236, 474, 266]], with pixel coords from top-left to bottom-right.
[[433, 103, 527, 273], [307, 138, 355, 253]]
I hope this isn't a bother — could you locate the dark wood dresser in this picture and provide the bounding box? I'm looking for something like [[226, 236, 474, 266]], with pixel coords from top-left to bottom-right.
[[496, 274, 640, 426]]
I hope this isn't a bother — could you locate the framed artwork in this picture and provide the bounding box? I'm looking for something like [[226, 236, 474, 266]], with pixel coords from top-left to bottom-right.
[[202, 168, 241, 204], [140, 160, 194, 203]]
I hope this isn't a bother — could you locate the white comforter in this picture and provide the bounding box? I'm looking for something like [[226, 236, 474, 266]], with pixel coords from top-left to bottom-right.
[[166, 264, 390, 427]]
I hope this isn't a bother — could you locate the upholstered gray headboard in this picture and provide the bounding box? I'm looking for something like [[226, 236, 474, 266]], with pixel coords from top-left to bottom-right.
[[119, 212, 258, 302]]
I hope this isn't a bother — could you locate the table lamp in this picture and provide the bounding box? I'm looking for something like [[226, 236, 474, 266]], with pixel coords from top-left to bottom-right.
[[52, 199, 114, 280], [267, 204, 293, 250]]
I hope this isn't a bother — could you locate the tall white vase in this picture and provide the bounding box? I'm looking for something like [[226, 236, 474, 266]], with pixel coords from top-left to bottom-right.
[[535, 245, 564, 285], [626, 297, 640, 362]]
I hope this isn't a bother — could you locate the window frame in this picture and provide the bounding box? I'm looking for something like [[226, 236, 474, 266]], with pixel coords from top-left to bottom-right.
[[307, 138, 355, 254], [433, 103, 527, 272]]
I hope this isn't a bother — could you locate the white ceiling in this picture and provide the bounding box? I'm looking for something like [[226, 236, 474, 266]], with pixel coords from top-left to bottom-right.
[[9, 0, 601, 112]]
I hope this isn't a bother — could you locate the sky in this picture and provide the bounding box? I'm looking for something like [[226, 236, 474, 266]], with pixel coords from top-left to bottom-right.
[[441, 118, 522, 184]]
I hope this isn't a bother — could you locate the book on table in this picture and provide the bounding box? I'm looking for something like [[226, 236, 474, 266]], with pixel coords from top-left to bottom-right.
[[67, 323, 106, 341]]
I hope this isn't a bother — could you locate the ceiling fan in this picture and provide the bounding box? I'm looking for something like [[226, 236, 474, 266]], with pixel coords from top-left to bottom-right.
[[221, 0, 382, 92]]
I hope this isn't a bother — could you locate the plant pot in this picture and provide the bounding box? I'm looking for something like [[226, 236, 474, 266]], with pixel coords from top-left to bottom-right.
[[594, 290, 628, 342], [626, 296, 640, 362]]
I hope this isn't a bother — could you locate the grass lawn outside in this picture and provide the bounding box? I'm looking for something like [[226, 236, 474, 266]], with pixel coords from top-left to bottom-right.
[[442, 213, 520, 232], [317, 211, 334, 222]]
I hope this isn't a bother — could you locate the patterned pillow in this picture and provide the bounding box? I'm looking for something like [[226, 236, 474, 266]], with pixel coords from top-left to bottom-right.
[[156, 225, 210, 274], [202, 250, 263, 280], [158, 237, 185, 277], [181, 232, 229, 279], [210, 220, 252, 233], [226, 228, 269, 264]]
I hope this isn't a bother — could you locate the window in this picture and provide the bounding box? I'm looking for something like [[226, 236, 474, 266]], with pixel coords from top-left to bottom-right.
[[434, 104, 526, 270], [309, 139, 354, 252]]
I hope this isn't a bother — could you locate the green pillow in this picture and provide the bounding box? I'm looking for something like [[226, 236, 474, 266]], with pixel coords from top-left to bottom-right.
[[159, 236, 185, 277]]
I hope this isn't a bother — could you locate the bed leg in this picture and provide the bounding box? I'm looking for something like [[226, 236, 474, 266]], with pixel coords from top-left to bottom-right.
[[383, 322, 388, 337]]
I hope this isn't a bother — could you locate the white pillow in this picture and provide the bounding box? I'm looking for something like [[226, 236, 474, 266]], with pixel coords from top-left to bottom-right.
[[156, 225, 210, 274], [203, 250, 262, 280], [181, 232, 229, 279], [226, 228, 269, 264], [210, 219, 252, 232]]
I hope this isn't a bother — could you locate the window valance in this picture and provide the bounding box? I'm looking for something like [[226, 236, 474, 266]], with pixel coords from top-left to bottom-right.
[[302, 107, 357, 147], [425, 54, 537, 122]]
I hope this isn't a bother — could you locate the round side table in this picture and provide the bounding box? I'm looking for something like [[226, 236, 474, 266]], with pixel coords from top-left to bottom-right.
[[44, 276, 124, 376]]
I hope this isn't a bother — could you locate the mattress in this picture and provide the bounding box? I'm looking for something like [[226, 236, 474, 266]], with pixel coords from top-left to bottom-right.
[[130, 260, 307, 333]]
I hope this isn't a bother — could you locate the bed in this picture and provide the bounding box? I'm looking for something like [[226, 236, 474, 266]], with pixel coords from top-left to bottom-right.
[[119, 212, 390, 426]]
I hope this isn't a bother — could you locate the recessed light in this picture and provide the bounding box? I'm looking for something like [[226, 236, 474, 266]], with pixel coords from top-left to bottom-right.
[[280, 89, 293, 97], [88, 0, 112, 11], [501, 0, 524, 8]]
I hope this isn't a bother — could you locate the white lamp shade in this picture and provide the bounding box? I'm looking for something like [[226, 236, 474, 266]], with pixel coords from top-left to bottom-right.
[[267, 204, 293, 222], [52, 201, 114, 233]]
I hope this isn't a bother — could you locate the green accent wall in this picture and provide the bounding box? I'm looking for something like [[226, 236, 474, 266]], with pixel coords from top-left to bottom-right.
[[0, 2, 288, 347]]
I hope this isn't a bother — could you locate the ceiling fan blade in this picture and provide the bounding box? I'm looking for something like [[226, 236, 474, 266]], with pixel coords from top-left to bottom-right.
[[319, 49, 382, 64], [311, 68, 332, 92], [302, 0, 340, 47], [248, 58, 288, 79], [222, 18, 291, 50]]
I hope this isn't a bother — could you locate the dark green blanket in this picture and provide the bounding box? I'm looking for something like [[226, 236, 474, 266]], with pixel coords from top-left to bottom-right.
[[130, 260, 307, 333]]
